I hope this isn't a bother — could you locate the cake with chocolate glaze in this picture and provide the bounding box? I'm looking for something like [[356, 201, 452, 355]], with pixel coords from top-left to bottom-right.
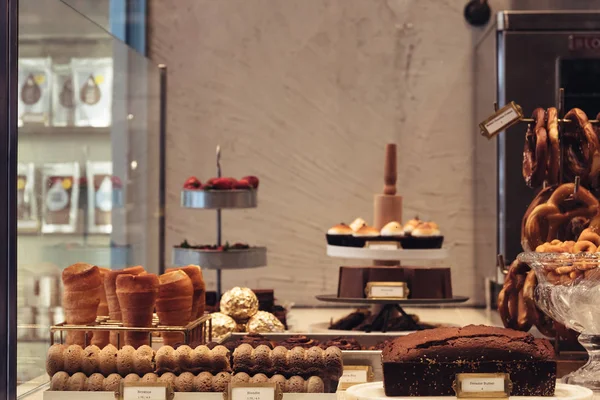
[[382, 325, 556, 397]]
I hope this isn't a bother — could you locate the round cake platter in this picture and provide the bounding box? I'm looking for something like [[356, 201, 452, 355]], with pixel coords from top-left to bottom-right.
[[326, 245, 448, 261], [315, 294, 469, 305], [181, 189, 257, 209], [172, 247, 267, 270], [345, 382, 593, 400]]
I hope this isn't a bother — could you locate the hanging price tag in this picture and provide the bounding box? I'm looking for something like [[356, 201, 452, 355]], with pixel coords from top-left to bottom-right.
[[479, 102, 524, 139]]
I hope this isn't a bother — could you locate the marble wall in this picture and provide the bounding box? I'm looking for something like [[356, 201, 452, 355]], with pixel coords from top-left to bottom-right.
[[147, 0, 514, 306]]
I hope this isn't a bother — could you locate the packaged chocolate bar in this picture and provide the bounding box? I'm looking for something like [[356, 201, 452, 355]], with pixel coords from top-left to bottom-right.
[[51, 64, 75, 127], [17, 163, 38, 232], [71, 58, 113, 127], [41, 163, 80, 234], [86, 161, 115, 234], [18, 57, 52, 126]]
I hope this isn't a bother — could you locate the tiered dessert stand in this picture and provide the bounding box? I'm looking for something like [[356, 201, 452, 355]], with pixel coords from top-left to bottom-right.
[[173, 146, 267, 298]]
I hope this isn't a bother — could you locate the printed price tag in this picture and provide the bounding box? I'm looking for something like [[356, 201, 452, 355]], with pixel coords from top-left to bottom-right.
[[367, 243, 398, 250], [370, 285, 404, 298], [123, 386, 167, 400], [340, 369, 368, 383], [232, 387, 275, 400], [479, 102, 523, 139], [454, 373, 511, 398]]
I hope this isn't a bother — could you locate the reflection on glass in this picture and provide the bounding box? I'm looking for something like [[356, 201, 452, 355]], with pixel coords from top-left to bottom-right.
[[17, 0, 161, 393]]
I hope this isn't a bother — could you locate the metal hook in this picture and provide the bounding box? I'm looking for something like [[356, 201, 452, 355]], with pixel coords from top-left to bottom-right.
[[493, 102, 498, 112], [216, 145, 222, 178], [543, 180, 548, 190], [574, 176, 580, 196]]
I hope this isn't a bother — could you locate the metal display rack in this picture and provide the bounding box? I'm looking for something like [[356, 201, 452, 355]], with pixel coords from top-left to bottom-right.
[[173, 146, 267, 299]]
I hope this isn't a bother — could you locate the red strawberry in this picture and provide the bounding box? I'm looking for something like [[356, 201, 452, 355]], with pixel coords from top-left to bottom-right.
[[212, 177, 235, 190], [206, 177, 219, 186], [241, 176, 259, 189], [232, 180, 252, 189], [183, 176, 202, 190]]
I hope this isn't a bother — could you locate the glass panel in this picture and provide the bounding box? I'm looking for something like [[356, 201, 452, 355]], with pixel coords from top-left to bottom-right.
[[17, 0, 161, 395]]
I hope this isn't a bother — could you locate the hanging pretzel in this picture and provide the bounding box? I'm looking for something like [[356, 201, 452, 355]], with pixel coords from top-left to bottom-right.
[[563, 108, 600, 187], [521, 270, 556, 337], [522, 108, 549, 188], [498, 260, 532, 331], [522, 183, 599, 251], [521, 185, 556, 251], [546, 107, 560, 185]]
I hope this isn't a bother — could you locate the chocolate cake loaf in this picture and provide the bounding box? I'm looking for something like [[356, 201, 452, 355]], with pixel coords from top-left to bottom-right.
[[382, 325, 556, 397]]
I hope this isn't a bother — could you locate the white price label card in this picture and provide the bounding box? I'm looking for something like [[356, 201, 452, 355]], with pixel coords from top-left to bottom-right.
[[340, 369, 368, 383], [232, 387, 275, 400], [370, 285, 404, 298], [479, 102, 523, 139], [367, 243, 398, 250], [454, 373, 510, 398], [123, 386, 167, 400]]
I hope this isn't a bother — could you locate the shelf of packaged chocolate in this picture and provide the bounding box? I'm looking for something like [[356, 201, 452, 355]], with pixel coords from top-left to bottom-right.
[[181, 189, 257, 209], [172, 246, 267, 270], [50, 314, 212, 347], [326, 245, 448, 261]]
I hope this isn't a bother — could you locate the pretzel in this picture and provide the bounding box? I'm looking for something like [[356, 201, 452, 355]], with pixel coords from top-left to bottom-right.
[[522, 185, 556, 251], [563, 108, 600, 186], [578, 228, 600, 246], [573, 240, 597, 253], [498, 260, 531, 331], [523, 183, 599, 251], [522, 270, 555, 337], [522, 108, 549, 188], [546, 107, 560, 184]]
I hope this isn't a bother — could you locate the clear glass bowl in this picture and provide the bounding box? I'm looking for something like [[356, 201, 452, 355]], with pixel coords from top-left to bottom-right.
[[519, 252, 600, 391]]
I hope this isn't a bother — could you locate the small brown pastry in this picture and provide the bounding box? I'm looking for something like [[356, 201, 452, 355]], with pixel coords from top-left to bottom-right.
[[351, 225, 380, 247], [319, 337, 361, 350], [98, 344, 118, 375], [67, 372, 87, 391], [80, 345, 101, 376], [166, 265, 206, 319], [155, 346, 178, 373], [116, 345, 136, 376], [63, 345, 83, 375], [158, 372, 177, 388], [86, 373, 105, 391], [157, 271, 194, 345], [62, 263, 103, 346], [326, 223, 354, 246], [400, 222, 444, 249], [104, 266, 145, 346], [133, 345, 155, 375], [50, 372, 70, 391], [103, 373, 122, 392], [175, 372, 196, 392], [116, 273, 159, 348], [140, 373, 158, 383], [46, 344, 66, 376], [277, 335, 320, 350], [123, 373, 140, 383]]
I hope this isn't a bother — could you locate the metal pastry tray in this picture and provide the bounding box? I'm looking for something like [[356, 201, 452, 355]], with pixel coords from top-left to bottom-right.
[[181, 189, 257, 209], [219, 332, 404, 381]]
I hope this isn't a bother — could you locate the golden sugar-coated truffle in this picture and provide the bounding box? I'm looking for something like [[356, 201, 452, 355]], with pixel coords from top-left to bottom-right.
[[249, 373, 269, 384], [231, 372, 250, 385], [285, 376, 305, 393], [220, 287, 259, 321], [140, 373, 158, 383], [50, 372, 70, 391], [117, 346, 136, 376], [86, 373, 105, 391], [123, 373, 140, 383], [212, 372, 231, 392], [306, 376, 324, 393], [99, 344, 118, 375], [67, 372, 87, 391], [158, 372, 177, 388], [81, 345, 101, 376], [155, 346, 177, 373], [246, 311, 284, 333], [209, 312, 237, 339], [103, 373, 122, 392], [194, 372, 214, 392], [46, 344, 65, 376], [133, 345, 155, 375], [175, 372, 195, 392], [175, 345, 193, 372], [63, 345, 84, 375]]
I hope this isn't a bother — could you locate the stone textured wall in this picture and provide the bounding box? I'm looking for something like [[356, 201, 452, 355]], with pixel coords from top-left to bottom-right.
[[147, 0, 511, 306]]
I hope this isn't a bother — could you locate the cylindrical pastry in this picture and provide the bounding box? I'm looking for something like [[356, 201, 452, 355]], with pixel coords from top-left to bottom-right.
[[116, 273, 159, 348], [62, 263, 103, 346], [91, 267, 111, 348], [104, 266, 145, 346], [166, 265, 206, 319], [156, 271, 194, 345]]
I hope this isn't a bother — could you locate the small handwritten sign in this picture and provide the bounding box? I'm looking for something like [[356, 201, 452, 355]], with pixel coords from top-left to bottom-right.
[[454, 373, 511, 398], [121, 383, 171, 400], [228, 383, 282, 400], [479, 102, 523, 139], [365, 282, 408, 300]]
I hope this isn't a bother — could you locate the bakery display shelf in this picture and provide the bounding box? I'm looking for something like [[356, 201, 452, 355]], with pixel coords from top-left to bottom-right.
[[43, 391, 337, 400], [345, 382, 593, 400], [315, 294, 468, 305], [50, 314, 212, 346], [181, 189, 257, 209], [172, 247, 267, 270], [326, 245, 448, 261]]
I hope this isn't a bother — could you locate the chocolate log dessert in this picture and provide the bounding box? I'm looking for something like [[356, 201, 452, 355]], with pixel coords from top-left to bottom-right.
[[382, 325, 556, 397]]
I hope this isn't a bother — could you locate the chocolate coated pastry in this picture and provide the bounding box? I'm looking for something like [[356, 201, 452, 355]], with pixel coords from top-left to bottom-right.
[[319, 337, 361, 350], [278, 335, 320, 350]]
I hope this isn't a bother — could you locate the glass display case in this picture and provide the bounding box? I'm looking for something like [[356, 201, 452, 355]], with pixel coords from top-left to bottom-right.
[[0, 0, 165, 397]]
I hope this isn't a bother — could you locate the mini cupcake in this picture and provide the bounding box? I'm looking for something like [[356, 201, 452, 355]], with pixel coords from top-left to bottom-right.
[[326, 223, 354, 246], [349, 217, 367, 232], [402, 217, 421, 235], [351, 225, 380, 247], [400, 221, 444, 249], [380, 221, 404, 242]]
